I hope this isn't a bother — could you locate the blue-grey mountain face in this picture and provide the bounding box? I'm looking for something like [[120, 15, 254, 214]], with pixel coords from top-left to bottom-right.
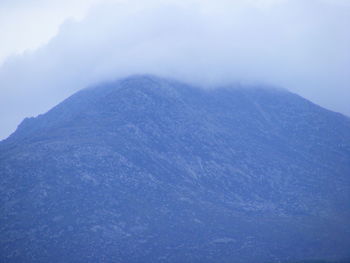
[[1, 75, 350, 263]]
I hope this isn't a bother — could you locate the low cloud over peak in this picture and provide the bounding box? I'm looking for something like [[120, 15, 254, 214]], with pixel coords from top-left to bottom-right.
[[0, 0, 349, 139]]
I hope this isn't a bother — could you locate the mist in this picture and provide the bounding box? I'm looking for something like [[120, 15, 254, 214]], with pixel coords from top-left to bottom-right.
[[1, 0, 349, 139]]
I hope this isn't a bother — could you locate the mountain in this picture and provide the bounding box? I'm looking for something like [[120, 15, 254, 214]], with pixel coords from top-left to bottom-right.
[[1, 75, 350, 263]]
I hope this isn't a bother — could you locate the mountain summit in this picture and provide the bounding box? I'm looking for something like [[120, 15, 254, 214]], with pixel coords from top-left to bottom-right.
[[1, 75, 350, 263]]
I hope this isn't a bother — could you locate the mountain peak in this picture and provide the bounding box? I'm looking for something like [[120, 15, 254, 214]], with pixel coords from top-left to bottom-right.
[[1, 76, 350, 262]]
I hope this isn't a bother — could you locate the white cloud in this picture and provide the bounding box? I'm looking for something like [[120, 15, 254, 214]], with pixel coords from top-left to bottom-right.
[[0, 0, 104, 64], [0, 0, 349, 139]]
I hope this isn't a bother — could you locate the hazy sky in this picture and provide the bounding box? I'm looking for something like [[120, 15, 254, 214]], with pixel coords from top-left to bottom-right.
[[0, 0, 349, 140]]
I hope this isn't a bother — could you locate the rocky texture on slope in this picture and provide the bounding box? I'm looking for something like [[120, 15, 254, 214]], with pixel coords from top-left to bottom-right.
[[1, 75, 350, 262]]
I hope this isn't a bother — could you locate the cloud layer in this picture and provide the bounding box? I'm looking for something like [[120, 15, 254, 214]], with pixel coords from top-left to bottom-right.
[[1, 0, 349, 139]]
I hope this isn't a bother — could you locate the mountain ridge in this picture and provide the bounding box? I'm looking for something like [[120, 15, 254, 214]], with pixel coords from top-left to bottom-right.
[[1, 75, 350, 263]]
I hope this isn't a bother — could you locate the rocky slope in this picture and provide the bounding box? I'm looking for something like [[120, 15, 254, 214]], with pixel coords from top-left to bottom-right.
[[1, 75, 350, 263]]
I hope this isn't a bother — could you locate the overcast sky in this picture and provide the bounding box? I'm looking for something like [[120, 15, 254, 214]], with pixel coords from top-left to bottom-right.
[[0, 0, 349, 140]]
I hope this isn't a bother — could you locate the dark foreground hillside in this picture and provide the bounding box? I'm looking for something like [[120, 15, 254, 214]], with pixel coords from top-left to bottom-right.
[[1, 75, 350, 263]]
